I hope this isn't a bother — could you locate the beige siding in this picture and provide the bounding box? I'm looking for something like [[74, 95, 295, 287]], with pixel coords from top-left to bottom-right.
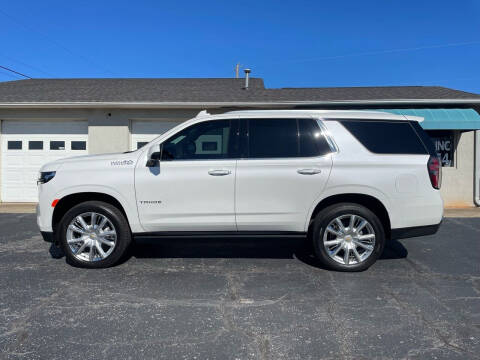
[[88, 109, 129, 154], [440, 130, 475, 207]]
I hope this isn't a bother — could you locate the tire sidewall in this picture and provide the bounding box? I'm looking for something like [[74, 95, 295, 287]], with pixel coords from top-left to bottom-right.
[[312, 203, 385, 272], [58, 201, 131, 268]]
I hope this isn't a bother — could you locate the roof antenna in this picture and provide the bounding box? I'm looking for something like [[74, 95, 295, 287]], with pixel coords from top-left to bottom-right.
[[243, 68, 251, 89], [196, 110, 209, 117]]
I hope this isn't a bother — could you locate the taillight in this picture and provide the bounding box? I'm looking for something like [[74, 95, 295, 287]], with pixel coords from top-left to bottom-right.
[[427, 156, 442, 189]]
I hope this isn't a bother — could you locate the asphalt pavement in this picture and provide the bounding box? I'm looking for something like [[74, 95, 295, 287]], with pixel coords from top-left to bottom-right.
[[0, 214, 479, 360]]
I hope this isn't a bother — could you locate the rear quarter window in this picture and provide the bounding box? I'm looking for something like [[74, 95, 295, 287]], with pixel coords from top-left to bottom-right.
[[340, 120, 427, 154], [410, 121, 436, 156]]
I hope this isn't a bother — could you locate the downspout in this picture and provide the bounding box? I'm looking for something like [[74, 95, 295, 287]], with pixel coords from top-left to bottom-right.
[[475, 130, 480, 206]]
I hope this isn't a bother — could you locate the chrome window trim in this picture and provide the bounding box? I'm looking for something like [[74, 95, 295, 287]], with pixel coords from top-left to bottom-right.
[[314, 117, 339, 154], [156, 117, 338, 162]]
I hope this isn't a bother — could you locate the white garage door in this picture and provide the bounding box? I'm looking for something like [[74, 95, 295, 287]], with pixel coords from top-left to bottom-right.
[[131, 120, 182, 150], [1, 120, 88, 202]]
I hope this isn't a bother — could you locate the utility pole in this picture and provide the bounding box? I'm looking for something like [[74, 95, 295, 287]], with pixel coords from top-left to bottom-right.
[[235, 63, 240, 78]]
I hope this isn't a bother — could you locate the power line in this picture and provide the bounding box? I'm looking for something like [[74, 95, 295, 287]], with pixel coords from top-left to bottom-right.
[[269, 41, 480, 65], [0, 65, 32, 79], [0, 52, 54, 77], [0, 69, 22, 80]]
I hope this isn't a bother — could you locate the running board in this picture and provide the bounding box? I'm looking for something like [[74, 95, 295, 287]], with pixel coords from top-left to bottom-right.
[[133, 231, 307, 239]]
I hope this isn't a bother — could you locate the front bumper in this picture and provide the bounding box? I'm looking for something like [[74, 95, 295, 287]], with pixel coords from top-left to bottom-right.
[[37, 192, 55, 233], [40, 231, 54, 243]]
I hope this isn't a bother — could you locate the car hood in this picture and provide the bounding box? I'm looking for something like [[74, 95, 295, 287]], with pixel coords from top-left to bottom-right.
[[40, 151, 140, 172]]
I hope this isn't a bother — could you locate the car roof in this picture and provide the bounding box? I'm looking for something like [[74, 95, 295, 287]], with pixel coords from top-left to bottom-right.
[[218, 109, 423, 122]]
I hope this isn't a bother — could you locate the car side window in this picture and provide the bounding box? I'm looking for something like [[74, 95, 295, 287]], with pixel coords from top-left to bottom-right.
[[247, 118, 298, 158], [340, 120, 428, 154], [245, 118, 332, 158], [298, 118, 333, 157], [161, 119, 238, 161]]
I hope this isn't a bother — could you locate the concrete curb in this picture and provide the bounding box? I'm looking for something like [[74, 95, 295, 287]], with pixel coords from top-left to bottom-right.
[[0, 203, 37, 214]]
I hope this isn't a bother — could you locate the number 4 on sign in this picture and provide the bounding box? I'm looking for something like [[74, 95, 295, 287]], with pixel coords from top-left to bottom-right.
[[442, 153, 451, 166]]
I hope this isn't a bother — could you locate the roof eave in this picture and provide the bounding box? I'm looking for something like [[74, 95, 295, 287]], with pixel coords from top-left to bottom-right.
[[0, 98, 479, 109]]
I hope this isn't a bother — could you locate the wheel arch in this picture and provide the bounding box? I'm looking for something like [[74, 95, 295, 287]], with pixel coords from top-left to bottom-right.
[[307, 193, 391, 239], [52, 192, 132, 237]]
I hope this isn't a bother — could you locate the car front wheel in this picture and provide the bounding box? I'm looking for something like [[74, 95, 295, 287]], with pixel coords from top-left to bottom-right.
[[58, 201, 132, 268]]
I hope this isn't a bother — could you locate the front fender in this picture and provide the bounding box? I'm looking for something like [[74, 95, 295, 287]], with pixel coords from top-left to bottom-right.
[[54, 185, 143, 233]]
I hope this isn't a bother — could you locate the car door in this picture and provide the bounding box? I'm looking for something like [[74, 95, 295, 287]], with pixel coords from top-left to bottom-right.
[[235, 117, 333, 232], [135, 118, 239, 232]]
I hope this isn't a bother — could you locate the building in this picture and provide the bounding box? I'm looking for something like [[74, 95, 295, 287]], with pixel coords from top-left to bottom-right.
[[0, 77, 479, 206]]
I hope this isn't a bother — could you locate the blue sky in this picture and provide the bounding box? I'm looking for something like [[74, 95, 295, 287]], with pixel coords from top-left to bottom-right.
[[1, 0, 479, 93]]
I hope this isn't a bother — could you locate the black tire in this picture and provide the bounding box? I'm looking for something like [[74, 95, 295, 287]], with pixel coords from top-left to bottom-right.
[[312, 203, 385, 272], [58, 201, 132, 268]]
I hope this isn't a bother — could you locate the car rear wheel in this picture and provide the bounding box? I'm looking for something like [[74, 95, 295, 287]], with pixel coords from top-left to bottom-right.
[[312, 203, 385, 271], [58, 201, 132, 268]]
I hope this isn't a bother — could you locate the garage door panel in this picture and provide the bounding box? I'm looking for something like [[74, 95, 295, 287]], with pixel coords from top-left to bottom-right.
[[27, 154, 47, 165], [3, 121, 87, 135], [1, 120, 88, 202], [130, 120, 182, 150]]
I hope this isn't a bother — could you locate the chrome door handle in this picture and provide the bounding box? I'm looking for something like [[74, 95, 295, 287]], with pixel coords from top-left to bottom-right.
[[208, 169, 232, 176], [297, 168, 322, 175]]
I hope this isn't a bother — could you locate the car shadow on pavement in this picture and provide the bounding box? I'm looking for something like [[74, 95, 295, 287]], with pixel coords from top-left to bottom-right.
[[129, 237, 408, 269], [48, 237, 408, 269]]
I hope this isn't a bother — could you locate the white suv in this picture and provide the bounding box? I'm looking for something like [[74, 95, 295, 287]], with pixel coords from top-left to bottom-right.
[[37, 110, 443, 271]]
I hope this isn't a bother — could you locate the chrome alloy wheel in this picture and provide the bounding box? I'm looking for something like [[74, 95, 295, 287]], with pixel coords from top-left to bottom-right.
[[66, 212, 117, 262], [323, 214, 376, 266]]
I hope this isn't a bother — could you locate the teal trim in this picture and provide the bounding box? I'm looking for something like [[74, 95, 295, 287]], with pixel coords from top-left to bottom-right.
[[377, 108, 480, 130]]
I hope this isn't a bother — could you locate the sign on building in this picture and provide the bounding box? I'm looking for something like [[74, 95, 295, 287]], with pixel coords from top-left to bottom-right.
[[431, 134, 454, 167]]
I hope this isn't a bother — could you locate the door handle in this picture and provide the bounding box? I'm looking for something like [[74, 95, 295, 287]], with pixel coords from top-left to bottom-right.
[[297, 168, 322, 175], [208, 169, 232, 176]]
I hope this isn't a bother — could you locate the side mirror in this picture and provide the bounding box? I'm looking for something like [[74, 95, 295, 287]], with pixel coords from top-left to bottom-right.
[[146, 145, 162, 167], [146, 158, 159, 167]]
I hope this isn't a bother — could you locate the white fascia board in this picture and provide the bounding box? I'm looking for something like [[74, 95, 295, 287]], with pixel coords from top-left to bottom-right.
[[0, 99, 479, 109]]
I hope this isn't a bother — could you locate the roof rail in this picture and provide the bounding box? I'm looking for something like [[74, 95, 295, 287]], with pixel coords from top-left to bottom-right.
[[196, 110, 210, 117]]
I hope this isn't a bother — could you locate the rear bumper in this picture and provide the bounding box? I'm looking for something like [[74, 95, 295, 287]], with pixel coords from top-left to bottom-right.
[[391, 220, 442, 240]]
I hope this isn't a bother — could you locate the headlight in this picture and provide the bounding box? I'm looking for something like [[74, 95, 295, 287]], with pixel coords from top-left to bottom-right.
[[37, 171, 56, 185]]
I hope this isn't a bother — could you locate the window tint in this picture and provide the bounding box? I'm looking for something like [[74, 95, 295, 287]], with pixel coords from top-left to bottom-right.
[[137, 142, 148, 149], [50, 141, 65, 150], [245, 118, 332, 158], [29, 141, 43, 150], [202, 141, 217, 151], [71, 141, 86, 150], [161, 119, 238, 160], [340, 120, 427, 154], [247, 118, 298, 158], [8, 141, 22, 150], [298, 119, 332, 157], [412, 121, 436, 155]]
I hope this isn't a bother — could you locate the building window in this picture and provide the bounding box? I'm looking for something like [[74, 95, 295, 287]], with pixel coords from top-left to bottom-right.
[[29, 141, 43, 150], [71, 141, 86, 150], [8, 141, 22, 150], [426, 131, 455, 167], [50, 141, 65, 150]]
